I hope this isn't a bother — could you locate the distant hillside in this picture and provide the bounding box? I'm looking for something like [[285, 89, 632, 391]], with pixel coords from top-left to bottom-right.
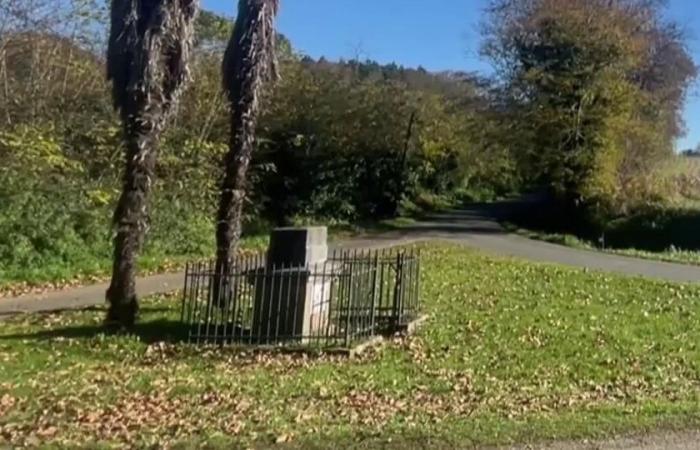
[[298, 56, 485, 101]]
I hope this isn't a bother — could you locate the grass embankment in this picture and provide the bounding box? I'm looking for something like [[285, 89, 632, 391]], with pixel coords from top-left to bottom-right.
[[509, 224, 700, 266], [0, 235, 270, 298], [1, 244, 699, 448], [0, 205, 423, 299], [0, 222, 401, 299], [0, 184, 485, 297], [508, 157, 700, 266]]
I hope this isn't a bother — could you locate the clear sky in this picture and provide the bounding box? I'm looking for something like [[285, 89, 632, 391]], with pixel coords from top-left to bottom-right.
[[203, 0, 700, 150]]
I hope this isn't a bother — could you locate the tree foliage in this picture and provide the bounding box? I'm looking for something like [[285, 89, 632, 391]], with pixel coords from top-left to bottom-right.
[[483, 0, 696, 215]]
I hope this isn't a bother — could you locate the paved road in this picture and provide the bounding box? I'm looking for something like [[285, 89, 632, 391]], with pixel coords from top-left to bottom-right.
[[494, 430, 700, 450], [2, 199, 700, 316], [394, 206, 700, 283]]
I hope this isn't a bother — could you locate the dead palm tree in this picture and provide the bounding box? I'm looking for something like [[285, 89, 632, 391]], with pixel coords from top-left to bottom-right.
[[106, 0, 199, 327], [215, 0, 280, 275]]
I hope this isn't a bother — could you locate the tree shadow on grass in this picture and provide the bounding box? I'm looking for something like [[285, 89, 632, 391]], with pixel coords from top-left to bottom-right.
[[0, 305, 172, 317], [0, 318, 190, 344]]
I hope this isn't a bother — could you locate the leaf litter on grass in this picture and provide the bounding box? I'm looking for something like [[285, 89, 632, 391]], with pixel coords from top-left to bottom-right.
[[1, 244, 700, 447]]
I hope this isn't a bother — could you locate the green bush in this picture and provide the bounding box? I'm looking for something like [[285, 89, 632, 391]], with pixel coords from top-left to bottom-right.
[[0, 125, 221, 286]]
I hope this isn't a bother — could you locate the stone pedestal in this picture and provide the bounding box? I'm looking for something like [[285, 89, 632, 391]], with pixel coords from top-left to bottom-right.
[[252, 227, 331, 342], [266, 227, 328, 267]]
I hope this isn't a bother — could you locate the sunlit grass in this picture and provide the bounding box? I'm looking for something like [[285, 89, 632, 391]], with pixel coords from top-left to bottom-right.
[[1, 243, 699, 448]]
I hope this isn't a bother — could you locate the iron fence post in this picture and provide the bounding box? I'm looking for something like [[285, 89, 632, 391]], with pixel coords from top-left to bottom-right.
[[392, 251, 404, 329], [344, 251, 354, 347], [369, 251, 379, 334], [180, 262, 190, 323]]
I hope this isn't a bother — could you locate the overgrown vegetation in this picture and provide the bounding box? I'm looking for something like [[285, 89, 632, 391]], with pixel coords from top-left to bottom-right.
[[484, 0, 697, 220], [215, 0, 280, 287], [508, 156, 700, 263], [2, 244, 699, 447], [104, 0, 200, 326], [480, 0, 700, 258], [1, 0, 698, 288], [0, 2, 514, 290]]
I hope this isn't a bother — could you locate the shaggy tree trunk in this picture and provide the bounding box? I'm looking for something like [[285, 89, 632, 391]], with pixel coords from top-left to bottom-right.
[[106, 118, 160, 326], [216, 109, 254, 266], [106, 0, 198, 327], [215, 0, 279, 277]]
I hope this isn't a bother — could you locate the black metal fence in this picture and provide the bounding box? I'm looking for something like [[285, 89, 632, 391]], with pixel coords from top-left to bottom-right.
[[180, 248, 420, 347]]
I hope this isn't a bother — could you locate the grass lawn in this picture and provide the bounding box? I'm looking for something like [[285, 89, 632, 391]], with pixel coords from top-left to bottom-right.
[[1, 244, 699, 448]]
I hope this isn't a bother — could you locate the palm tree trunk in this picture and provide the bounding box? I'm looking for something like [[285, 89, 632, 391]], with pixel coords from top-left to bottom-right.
[[215, 0, 279, 279], [106, 0, 198, 327], [106, 117, 160, 326], [216, 109, 253, 266]]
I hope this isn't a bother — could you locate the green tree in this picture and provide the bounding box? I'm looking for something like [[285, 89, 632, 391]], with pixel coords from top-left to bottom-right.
[[483, 0, 695, 213]]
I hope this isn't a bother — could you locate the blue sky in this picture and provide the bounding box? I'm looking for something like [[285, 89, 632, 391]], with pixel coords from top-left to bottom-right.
[[203, 0, 700, 150]]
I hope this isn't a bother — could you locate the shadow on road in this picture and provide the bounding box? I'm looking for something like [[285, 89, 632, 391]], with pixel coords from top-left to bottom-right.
[[389, 195, 545, 237]]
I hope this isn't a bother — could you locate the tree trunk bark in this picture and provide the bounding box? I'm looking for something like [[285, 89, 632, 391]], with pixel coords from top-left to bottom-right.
[[215, 108, 255, 273], [105, 0, 198, 327], [214, 0, 280, 291], [106, 118, 159, 327], [392, 110, 417, 215]]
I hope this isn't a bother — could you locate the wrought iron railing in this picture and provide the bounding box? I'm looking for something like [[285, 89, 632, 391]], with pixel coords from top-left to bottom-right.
[[180, 248, 420, 347]]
